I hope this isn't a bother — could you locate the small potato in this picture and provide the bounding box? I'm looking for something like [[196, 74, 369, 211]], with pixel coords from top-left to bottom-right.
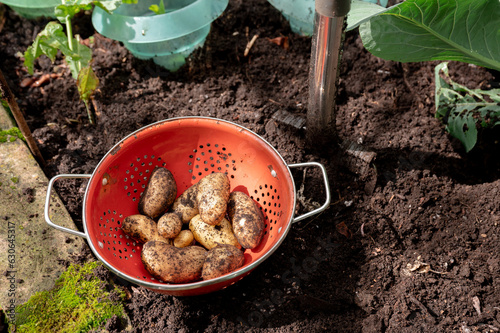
[[138, 167, 177, 219], [122, 214, 170, 244], [171, 183, 199, 224], [173, 230, 195, 248], [157, 213, 182, 239], [196, 172, 230, 225], [141, 241, 207, 283], [227, 191, 265, 249], [202, 244, 245, 280], [189, 214, 241, 250]]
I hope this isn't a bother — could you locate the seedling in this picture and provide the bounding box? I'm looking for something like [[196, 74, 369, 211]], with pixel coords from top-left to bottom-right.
[[435, 62, 500, 152], [23, 0, 137, 124]]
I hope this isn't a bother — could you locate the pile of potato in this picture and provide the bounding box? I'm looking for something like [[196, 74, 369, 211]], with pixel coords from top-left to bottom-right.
[[121, 167, 265, 283]]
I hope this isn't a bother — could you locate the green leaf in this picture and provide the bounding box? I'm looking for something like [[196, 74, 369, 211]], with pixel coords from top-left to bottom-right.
[[55, 1, 94, 23], [24, 21, 92, 79], [434, 62, 500, 152], [94, 0, 129, 14], [346, 1, 392, 32], [77, 65, 98, 102], [56, 0, 125, 22], [24, 22, 69, 75], [149, 0, 166, 15], [359, 0, 500, 71], [66, 35, 93, 79], [77, 65, 99, 124]]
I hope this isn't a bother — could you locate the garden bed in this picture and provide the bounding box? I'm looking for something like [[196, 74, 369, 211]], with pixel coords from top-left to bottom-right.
[[1, 0, 499, 332]]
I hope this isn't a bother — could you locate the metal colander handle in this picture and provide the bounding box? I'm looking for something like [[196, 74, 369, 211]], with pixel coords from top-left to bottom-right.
[[45, 162, 330, 236], [288, 162, 331, 223], [44, 174, 90, 239]]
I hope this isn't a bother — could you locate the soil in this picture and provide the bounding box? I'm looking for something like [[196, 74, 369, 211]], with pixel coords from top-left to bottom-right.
[[1, 0, 499, 332]]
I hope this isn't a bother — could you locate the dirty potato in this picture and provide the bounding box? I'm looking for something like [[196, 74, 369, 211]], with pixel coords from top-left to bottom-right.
[[122, 214, 170, 244], [171, 183, 199, 224], [201, 244, 245, 280], [189, 214, 241, 250], [173, 230, 195, 248], [141, 241, 207, 283], [196, 172, 230, 225], [227, 191, 265, 249], [157, 213, 182, 239], [138, 167, 177, 219]]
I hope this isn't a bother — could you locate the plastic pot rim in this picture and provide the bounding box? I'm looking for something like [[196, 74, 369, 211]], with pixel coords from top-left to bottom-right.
[[92, 0, 228, 43]]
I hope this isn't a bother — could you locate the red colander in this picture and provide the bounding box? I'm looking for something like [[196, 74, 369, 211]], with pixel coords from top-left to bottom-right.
[[44, 117, 330, 296]]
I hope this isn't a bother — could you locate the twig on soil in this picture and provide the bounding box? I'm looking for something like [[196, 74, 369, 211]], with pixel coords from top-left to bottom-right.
[[0, 67, 46, 167], [268, 98, 284, 106], [90, 95, 100, 120], [408, 295, 437, 321], [369, 203, 404, 248], [0, 5, 6, 34], [244, 34, 259, 57], [20, 73, 62, 88]]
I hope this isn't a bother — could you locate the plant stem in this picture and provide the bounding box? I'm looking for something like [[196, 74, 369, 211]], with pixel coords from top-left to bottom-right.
[[66, 19, 73, 51], [0, 68, 46, 167]]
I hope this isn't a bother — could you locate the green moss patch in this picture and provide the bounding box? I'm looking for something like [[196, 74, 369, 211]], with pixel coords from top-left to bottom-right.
[[14, 261, 127, 333], [0, 127, 25, 143]]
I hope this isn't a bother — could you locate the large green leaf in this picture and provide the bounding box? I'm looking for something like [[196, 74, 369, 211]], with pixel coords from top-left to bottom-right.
[[359, 0, 500, 71], [435, 62, 500, 152]]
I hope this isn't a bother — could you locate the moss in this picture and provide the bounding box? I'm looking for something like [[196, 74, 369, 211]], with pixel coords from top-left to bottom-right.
[[10, 177, 19, 184], [14, 261, 127, 333], [0, 127, 25, 143]]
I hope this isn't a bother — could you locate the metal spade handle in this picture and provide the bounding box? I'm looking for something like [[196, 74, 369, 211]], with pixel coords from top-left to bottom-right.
[[307, 0, 351, 146]]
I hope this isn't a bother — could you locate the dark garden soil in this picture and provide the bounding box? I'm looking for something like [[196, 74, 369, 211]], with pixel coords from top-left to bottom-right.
[[1, 0, 499, 332]]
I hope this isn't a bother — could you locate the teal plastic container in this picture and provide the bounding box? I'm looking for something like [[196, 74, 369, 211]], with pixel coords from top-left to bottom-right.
[[0, 0, 60, 19], [267, 0, 388, 37], [268, 0, 315, 36], [92, 0, 228, 71]]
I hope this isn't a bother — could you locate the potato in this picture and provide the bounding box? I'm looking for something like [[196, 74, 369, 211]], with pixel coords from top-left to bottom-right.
[[121, 214, 170, 244], [173, 230, 194, 248], [196, 172, 230, 225], [227, 191, 265, 249], [189, 214, 241, 250], [138, 167, 177, 219], [157, 213, 182, 239], [171, 183, 199, 224], [201, 244, 245, 280], [141, 241, 207, 283]]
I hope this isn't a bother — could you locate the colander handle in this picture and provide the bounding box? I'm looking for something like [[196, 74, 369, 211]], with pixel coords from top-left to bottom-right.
[[288, 162, 331, 223], [44, 174, 90, 239]]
